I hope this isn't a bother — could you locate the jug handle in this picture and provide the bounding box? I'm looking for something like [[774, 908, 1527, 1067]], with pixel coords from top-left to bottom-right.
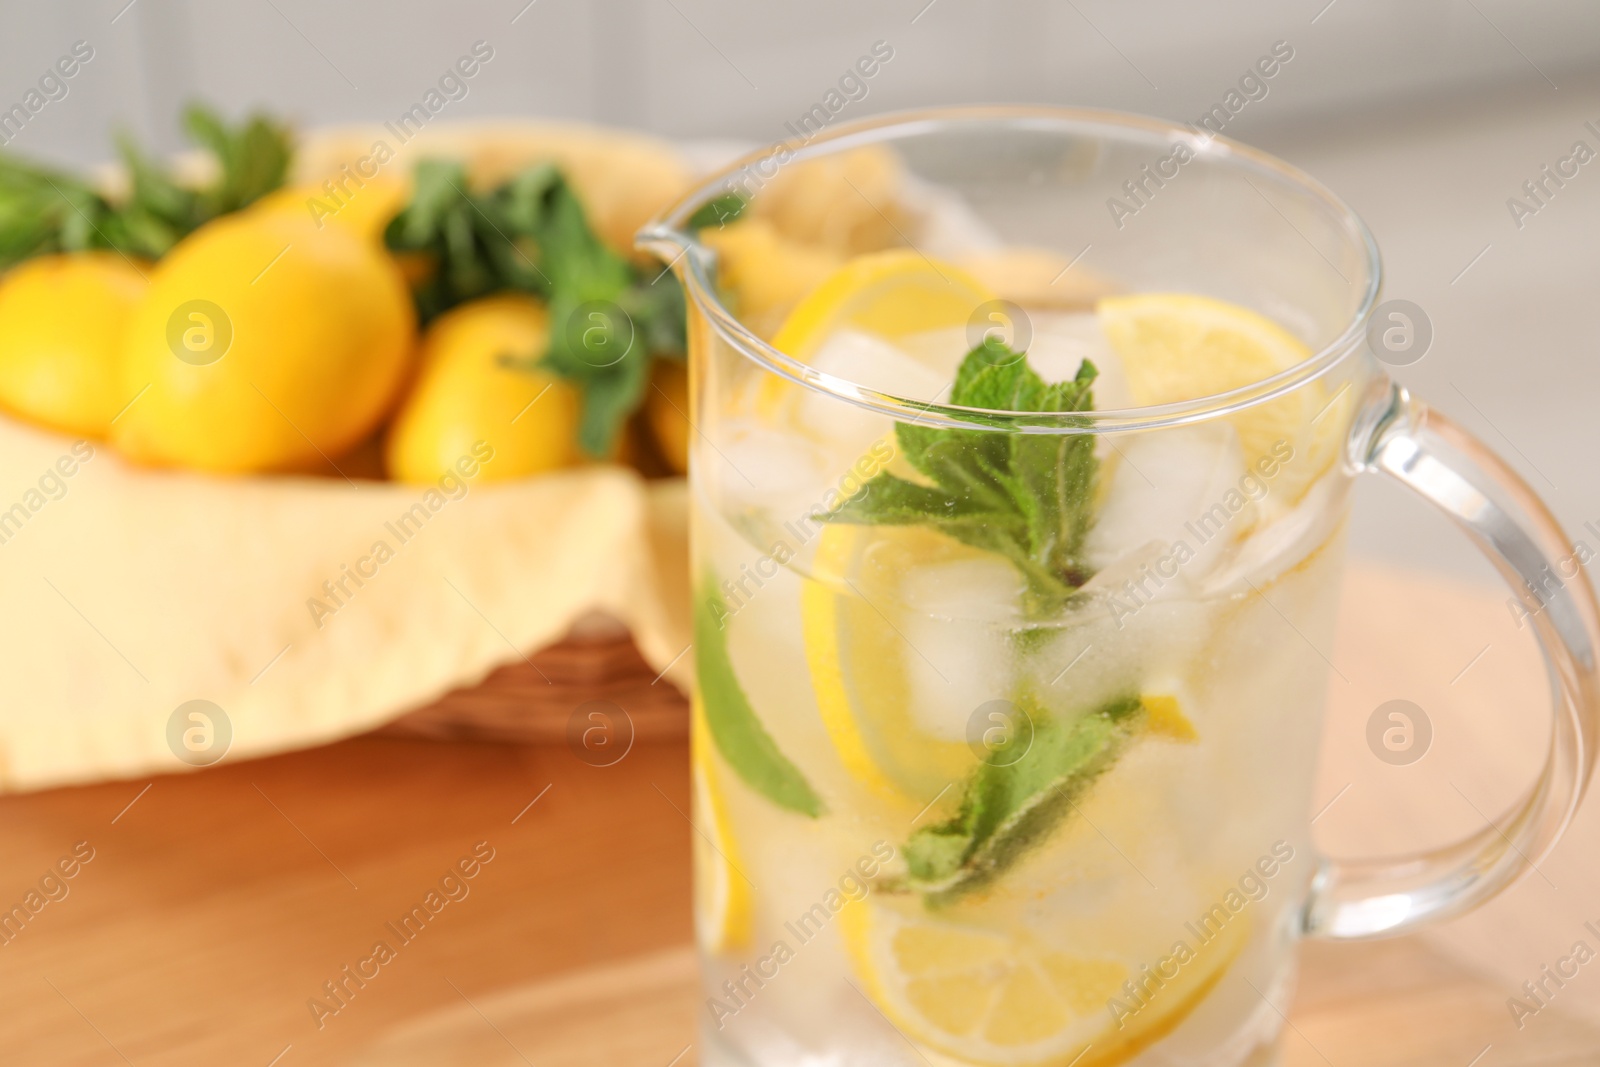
[[1304, 380, 1600, 939]]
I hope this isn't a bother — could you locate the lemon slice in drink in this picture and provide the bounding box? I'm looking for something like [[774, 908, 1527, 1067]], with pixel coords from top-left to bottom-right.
[[760, 249, 994, 415], [804, 520, 1201, 811], [771, 250, 998, 805], [840, 896, 1247, 1066], [1141, 693, 1198, 742], [803, 524, 987, 808], [1097, 293, 1333, 503], [772, 248, 994, 359], [691, 695, 752, 954]]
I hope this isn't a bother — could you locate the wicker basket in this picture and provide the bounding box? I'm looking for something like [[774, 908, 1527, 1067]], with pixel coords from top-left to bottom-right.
[[380, 621, 688, 745]]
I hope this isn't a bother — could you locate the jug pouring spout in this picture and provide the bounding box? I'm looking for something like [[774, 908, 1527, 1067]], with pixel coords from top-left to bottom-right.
[[634, 223, 695, 271]]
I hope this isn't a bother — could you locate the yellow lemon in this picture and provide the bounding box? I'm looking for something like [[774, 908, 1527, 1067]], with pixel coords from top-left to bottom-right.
[[645, 358, 690, 475], [692, 695, 753, 953], [772, 249, 992, 362], [768, 251, 995, 804], [1141, 693, 1199, 742], [254, 173, 411, 243], [114, 210, 415, 473], [804, 520, 1198, 808], [840, 895, 1246, 1066], [759, 248, 993, 422], [0, 253, 148, 437], [700, 217, 843, 341], [386, 294, 583, 484], [803, 524, 982, 808], [1097, 294, 1333, 502], [751, 144, 906, 256]]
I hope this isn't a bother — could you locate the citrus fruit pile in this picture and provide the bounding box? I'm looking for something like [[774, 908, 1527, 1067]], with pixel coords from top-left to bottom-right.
[[0, 108, 782, 483]]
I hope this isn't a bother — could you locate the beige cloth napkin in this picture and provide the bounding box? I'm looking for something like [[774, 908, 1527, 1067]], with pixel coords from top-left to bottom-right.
[[0, 415, 689, 793]]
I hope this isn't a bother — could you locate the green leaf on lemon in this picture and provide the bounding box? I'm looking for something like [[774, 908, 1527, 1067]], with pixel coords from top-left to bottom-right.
[[695, 576, 824, 818]]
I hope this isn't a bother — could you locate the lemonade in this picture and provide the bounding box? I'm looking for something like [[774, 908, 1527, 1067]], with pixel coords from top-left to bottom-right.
[[689, 252, 1353, 1066], [642, 105, 1600, 1067]]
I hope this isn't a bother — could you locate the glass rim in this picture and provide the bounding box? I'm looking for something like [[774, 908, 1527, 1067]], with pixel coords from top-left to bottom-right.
[[637, 104, 1383, 436]]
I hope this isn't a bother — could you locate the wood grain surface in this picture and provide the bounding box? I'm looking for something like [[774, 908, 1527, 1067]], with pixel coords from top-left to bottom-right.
[[2, 561, 1597, 1066]]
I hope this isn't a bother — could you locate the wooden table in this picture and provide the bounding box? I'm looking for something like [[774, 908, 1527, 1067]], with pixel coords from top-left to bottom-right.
[[4, 562, 1598, 1066]]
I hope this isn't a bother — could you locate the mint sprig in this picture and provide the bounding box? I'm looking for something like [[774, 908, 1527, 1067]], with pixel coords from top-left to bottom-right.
[[385, 159, 694, 457], [0, 103, 290, 269], [526, 165, 684, 457], [820, 342, 1127, 905], [906, 693, 1142, 906], [825, 342, 1100, 613]]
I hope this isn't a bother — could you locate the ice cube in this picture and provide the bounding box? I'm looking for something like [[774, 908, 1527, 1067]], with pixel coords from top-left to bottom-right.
[[1024, 311, 1134, 410], [810, 328, 949, 397], [1203, 472, 1347, 595], [902, 172, 1005, 258], [794, 328, 949, 464], [713, 418, 841, 516], [896, 313, 1135, 413], [895, 555, 1025, 741], [893, 324, 969, 387], [1029, 584, 1217, 714], [896, 551, 1027, 620], [1084, 422, 1250, 579]]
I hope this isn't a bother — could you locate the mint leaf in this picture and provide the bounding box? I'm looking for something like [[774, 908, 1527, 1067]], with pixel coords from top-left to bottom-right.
[[181, 104, 292, 218], [695, 576, 824, 817], [0, 158, 112, 266], [0, 103, 291, 268], [828, 468, 1012, 528], [906, 693, 1142, 906], [687, 192, 746, 231], [541, 293, 654, 458], [1011, 361, 1098, 587], [824, 343, 1100, 611], [517, 163, 634, 300], [385, 158, 541, 319], [528, 169, 676, 455], [386, 161, 688, 456], [816, 344, 1129, 902]]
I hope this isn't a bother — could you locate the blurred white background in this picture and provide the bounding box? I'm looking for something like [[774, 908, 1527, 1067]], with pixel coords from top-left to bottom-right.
[[7, 0, 1596, 583]]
